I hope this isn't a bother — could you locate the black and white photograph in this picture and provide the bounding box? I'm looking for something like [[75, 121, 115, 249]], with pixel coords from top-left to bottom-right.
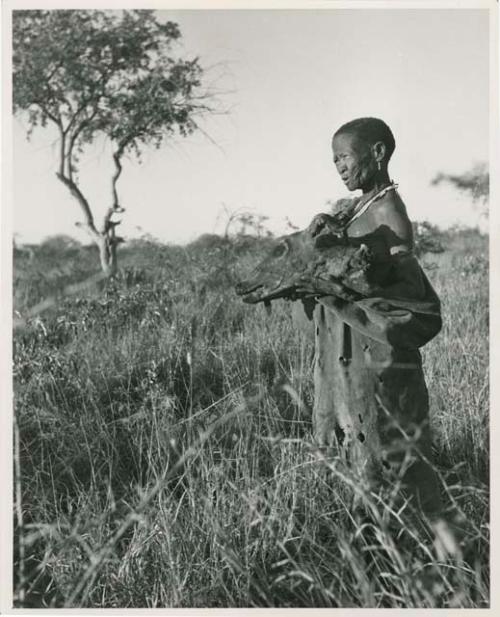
[[3, 0, 496, 611]]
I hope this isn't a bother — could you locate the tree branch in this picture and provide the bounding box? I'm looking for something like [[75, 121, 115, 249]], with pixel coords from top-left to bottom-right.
[[34, 100, 62, 129], [55, 171, 99, 239], [102, 139, 129, 234], [65, 106, 100, 181], [59, 131, 66, 177], [63, 77, 107, 137], [111, 143, 126, 208], [190, 119, 225, 154]]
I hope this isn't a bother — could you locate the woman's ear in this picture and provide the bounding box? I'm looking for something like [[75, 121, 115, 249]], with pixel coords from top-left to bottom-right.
[[372, 140, 387, 164]]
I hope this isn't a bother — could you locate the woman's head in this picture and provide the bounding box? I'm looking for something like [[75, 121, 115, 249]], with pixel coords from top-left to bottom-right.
[[332, 117, 395, 192]]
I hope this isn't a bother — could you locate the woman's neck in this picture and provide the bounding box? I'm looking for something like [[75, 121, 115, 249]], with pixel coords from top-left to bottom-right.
[[361, 171, 392, 195]]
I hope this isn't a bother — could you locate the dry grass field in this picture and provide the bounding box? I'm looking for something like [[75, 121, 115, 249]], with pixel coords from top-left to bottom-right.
[[12, 226, 489, 608]]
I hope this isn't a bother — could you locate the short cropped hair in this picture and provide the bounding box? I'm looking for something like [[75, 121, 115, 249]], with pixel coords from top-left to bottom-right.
[[333, 117, 396, 162]]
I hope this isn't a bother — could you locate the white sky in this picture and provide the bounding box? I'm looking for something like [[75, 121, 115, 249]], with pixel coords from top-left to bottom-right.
[[12, 7, 490, 244]]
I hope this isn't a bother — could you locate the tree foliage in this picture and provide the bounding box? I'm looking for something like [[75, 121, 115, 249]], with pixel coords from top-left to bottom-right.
[[431, 163, 489, 204], [13, 9, 210, 273]]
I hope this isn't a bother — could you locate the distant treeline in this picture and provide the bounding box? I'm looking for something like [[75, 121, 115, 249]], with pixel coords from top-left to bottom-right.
[[14, 219, 486, 260]]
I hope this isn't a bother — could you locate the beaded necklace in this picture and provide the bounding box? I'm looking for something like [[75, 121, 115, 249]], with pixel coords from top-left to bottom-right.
[[345, 181, 398, 230]]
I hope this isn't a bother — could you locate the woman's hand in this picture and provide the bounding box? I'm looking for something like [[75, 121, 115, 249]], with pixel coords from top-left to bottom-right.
[[307, 213, 337, 237]]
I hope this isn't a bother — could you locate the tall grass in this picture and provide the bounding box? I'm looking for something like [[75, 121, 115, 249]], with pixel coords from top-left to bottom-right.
[[13, 230, 489, 608]]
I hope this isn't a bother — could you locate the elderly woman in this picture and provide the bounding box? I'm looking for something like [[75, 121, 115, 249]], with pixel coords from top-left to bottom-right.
[[294, 117, 443, 518]]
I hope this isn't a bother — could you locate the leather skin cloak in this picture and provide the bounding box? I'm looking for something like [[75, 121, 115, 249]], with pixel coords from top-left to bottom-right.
[[293, 244, 443, 516]]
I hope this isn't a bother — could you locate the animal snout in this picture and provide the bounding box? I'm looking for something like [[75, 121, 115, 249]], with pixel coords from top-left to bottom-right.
[[235, 280, 248, 295], [235, 279, 261, 296]]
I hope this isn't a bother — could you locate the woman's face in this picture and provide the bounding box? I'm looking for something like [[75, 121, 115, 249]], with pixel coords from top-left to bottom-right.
[[332, 132, 377, 192]]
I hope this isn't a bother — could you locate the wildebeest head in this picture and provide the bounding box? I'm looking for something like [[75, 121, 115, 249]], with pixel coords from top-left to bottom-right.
[[235, 227, 373, 304]]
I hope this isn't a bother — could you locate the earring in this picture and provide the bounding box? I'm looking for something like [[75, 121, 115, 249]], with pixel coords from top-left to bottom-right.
[[377, 161, 381, 171]]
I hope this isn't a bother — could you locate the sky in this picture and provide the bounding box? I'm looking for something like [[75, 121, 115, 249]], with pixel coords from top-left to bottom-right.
[[12, 7, 490, 245]]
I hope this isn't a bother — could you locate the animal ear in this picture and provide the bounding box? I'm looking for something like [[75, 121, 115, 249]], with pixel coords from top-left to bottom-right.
[[271, 239, 290, 258]]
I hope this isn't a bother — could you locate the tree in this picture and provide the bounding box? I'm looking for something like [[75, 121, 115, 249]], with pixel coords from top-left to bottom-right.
[[431, 163, 489, 218], [13, 9, 210, 274]]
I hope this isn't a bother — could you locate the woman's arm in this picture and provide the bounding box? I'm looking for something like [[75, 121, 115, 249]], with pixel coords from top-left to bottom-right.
[[318, 293, 442, 348], [317, 198, 441, 348], [372, 197, 414, 257]]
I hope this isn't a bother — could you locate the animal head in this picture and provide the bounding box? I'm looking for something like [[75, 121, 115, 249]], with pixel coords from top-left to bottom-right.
[[235, 226, 373, 305], [234, 232, 313, 304]]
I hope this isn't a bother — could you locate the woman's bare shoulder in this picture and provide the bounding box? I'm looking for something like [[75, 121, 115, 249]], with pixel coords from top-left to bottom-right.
[[372, 191, 413, 253]]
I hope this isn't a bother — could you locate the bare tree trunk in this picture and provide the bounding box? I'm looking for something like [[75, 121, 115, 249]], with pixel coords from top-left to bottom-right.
[[96, 232, 118, 277], [56, 172, 122, 276]]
